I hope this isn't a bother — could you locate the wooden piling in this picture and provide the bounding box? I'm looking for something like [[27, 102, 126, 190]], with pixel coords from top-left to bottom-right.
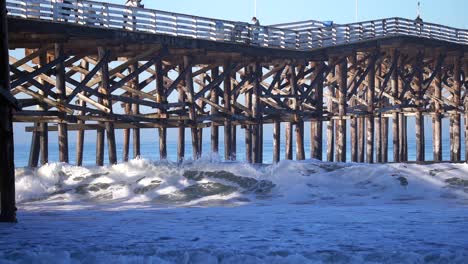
[[290, 65, 305, 160], [183, 56, 200, 159], [382, 116, 389, 162], [451, 56, 461, 162], [130, 62, 141, 158], [76, 59, 88, 166], [358, 117, 365, 162], [391, 50, 400, 162], [155, 59, 167, 160], [336, 59, 347, 162], [399, 112, 408, 162], [273, 121, 280, 163], [28, 123, 40, 167], [252, 63, 261, 163], [433, 59, 442, 162], [375, 65, 382, 163], [178, 66, 186, 163], [464, 60, 468, 164], [366, 54, 376, 163], [224, 61, 232, 160], [122, 67, 131, 162], [415, 53, 425, 162], [55, 43, 69, 163], [231, 71, 237, 161], [326, 61, 335, 162], [0, 0, 16, 221], [349, 56, 358, 162], [38, 53, 48, 165], [211, 67, 219, 154], [285, 122, 293, 160], [245, 74, 252, 163], [311, 62, 323, 160], [98, 47, 117, 165]]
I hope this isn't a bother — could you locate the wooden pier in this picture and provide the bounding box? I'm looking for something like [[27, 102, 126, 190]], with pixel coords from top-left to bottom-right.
[[1, 0, 468, 221]]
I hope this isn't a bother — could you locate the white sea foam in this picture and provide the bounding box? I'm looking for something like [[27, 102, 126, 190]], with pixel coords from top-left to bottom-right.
[[14, 159, 468, 206]]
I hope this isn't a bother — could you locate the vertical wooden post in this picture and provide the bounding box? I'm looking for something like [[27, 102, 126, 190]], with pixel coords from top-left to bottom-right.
[[211, 67, 219, 154], [366, 54, 376, 163], [400, 112, 408, 162], [273, 121, 280, 163], [55, 43, 69, 163], [28, 50, 41, 167], [349, 56, 358, 162], [375, 115, 381, 162], [451, 56, 461, 162], [290, 65, 305, 160], [391, 50, 400, 163], [415, 53, 425, 162], [245, 69, 252, 163], [326, 62, 335, 162], [38, 53, 48, 165], [433, 57, 442, 162], [76, 59, 88, 166], [311, 62, 323, 160], [130, 62, 140, 158], [178, 65, 186, 163], [230, 71, 237, 161], [198, 76, 205, 156], [0, 0, 16, 222], [285, 65, 293, 161], [350, 117, 358, 162], [98, 47, 117, 165], [398, 74, 408, 162], [28, 124, 40, 167], [183, 56, 200, 160], [96, 125, 104, 165], [155, 59, 167, 160], [375, 64, 382, 163], [464, 60, 468, 164], [96, 73, 104, 166], [357, 117, 365, 162], [224, 61, 232, 160], [336, 58, 347, 162], [382, 117, 389, 162], [122, 110, 130, 162], [123, 66, 132, 162], [252, 63, 261, 163], [285, 122, 293, 160]]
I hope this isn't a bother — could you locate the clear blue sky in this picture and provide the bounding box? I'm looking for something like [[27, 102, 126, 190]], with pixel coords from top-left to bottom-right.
[[116, 0, 467, 28], [12, 0, 467, 144]]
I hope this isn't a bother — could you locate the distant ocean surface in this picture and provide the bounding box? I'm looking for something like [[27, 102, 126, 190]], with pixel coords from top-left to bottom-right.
[[14, 138, 466, 168]]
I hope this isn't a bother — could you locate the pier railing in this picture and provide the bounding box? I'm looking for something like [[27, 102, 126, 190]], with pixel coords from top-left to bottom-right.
[[6, 0, 468, 50]]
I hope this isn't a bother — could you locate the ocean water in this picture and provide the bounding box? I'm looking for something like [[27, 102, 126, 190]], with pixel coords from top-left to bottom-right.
[[13, 137, 466, 168], [1, 159, 468, 263]]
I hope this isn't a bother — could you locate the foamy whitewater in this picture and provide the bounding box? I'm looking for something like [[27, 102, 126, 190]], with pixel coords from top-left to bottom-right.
[[2, 159, 468, 263]]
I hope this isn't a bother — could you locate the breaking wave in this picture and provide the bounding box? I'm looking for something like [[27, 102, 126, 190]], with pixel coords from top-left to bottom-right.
[[15, 159, 468, 207]]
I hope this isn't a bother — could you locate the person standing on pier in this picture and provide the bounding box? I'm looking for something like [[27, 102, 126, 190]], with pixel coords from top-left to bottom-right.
[[124, 0, 144, 30], [251, 17, 260, 44]]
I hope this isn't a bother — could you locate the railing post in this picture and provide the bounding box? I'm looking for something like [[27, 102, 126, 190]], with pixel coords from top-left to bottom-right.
[[383, 19, 387, 36], [53, 0, 58, 22]]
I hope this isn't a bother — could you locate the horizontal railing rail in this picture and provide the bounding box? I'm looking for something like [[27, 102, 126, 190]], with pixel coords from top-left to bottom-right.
[[6, 0, 468, 51]]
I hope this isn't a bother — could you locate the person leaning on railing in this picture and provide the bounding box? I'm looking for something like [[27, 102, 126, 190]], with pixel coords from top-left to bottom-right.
[[251, 17, 260, 44], [414, 15, 424, 36], [124, 0, 143, 30]]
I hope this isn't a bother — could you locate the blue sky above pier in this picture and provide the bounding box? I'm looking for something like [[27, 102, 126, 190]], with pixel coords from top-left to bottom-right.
[[113, 0, 467, 29]]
